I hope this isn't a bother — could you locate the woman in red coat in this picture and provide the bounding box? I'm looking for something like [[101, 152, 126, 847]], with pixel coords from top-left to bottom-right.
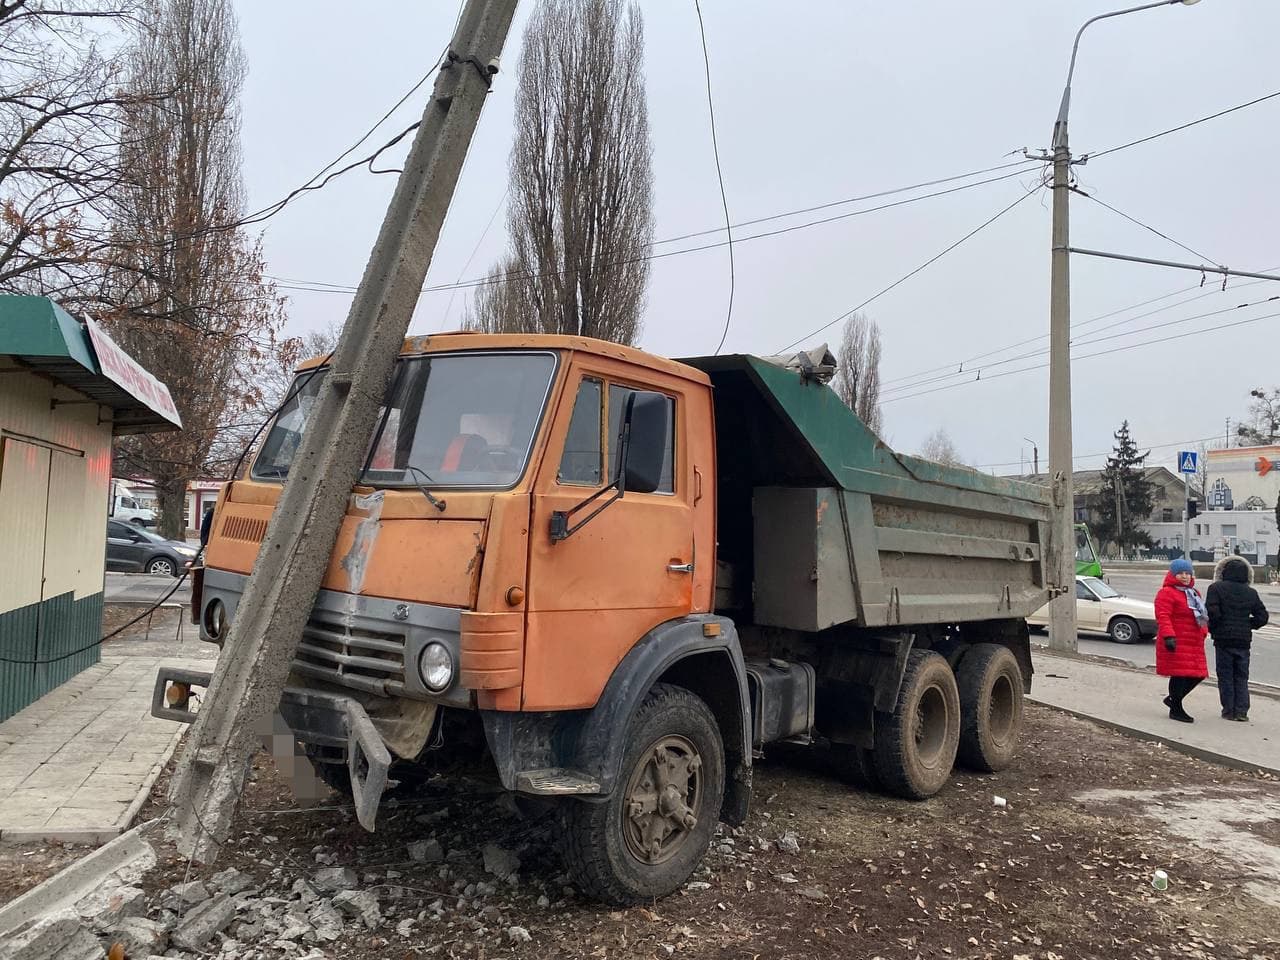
[[1154, 558, 1210, 723]]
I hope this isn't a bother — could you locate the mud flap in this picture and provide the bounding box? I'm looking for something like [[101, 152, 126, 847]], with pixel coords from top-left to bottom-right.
[[151, 667, 393, 831]]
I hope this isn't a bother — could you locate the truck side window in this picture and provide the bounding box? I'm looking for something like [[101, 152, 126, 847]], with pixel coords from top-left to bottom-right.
[[557, 378, 603, 486], [608, 385, 674, 494]]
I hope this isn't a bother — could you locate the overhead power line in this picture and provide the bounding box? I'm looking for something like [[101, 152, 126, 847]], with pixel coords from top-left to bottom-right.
[[880, 270, 1279, 394], [1073, 188, 1218, 265], [1084, 89, 1280, 161], [773, 180, 1045, 355], [692, 0, 736, 354], [881, 292, 1280, 397], [978, 433, 1225, 471], [268, 165, 1044, 299], [883, 306, 1280, 405]]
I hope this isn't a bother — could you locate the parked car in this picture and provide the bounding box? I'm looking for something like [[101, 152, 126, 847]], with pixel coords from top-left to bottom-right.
[[1027, 575, 1156, 644], [105, 520, 197, 577]]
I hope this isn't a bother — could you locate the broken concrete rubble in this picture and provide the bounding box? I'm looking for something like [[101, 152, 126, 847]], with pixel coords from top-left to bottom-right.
[[332, 889, 382, 929], [0, 911, 101, 960], [482, 842, 520, 880], [310, 866, 357, 893], [102, 916, 168, 955], [171, 893, 235, 952]]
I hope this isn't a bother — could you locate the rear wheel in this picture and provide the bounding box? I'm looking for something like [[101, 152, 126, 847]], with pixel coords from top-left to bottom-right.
[[1108, 616, 1140, 645], [560, 684, 724, 905], [871, 651, 960, 800], [956, 643, 1024, 772]]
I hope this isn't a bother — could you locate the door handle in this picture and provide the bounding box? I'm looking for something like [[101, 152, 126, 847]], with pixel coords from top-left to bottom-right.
[[668, 562, 694, 574]]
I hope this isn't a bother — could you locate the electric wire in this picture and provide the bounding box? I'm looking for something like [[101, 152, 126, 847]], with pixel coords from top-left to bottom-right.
[[1073, 187, 1219, 265], [773, 181, 1045, 356], [977, 433, 1224, 470], [693, 0, 735, 354], [266, 165, 1043, 298], [1084, 89, 1280, 161], [883, 307, 1280, 405]]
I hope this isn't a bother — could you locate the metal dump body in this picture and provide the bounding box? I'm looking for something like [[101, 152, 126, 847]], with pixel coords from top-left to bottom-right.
[[682, 355, 1053, 631]]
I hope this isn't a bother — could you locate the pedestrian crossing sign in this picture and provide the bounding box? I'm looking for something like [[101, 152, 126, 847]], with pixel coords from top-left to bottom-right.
[[1178, 451, 1198, 474]]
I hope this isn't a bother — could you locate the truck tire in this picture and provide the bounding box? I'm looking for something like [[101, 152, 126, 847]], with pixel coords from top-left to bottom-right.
[[871, 650, 960, 800], [830, 743, 881, 791], [560, 683, 724, 905], [956, 643, 1024, 772]]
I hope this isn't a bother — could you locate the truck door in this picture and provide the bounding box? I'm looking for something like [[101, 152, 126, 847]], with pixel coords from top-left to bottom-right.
[[524, 370, 693, 710]]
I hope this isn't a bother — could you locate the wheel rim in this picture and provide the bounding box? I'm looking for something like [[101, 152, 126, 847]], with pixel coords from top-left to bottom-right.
[[913, 685, 949, 769], [1112, 621, 1134, 642], [987, 673, 1016, 745], [151, 559, 173, 576], [622, 734, 703, 866]]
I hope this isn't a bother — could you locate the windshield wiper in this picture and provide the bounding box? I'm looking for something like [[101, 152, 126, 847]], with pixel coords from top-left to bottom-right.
[[403, 464, 446, 512]]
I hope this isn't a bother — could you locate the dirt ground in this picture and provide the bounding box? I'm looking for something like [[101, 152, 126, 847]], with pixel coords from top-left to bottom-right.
[[5, 704, 1277, 960]]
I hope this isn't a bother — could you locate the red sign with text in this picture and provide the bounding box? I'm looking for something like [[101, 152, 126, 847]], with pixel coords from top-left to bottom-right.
[[85, 318, 182, 426]]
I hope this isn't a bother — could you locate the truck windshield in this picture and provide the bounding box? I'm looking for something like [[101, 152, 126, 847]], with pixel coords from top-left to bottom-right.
[[253, 352, 557, 489]]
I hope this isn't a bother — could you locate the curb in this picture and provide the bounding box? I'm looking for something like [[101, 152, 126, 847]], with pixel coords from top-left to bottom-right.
[[1029, 697, 1280, 778], [1033, 646, 1280, 702], [0, 819, 159, 939]]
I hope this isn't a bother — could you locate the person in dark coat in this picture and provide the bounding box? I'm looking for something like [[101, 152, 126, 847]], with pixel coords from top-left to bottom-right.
[[1154, 558, 1209, 723], [1206, 556, 1270, 721]]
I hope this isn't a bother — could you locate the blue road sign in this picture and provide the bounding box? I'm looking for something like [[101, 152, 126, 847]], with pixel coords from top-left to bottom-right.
[[1178, 451, 1198, 474]]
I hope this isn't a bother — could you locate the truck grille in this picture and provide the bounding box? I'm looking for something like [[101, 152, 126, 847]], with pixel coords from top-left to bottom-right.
[[292, 618, 407, 697]]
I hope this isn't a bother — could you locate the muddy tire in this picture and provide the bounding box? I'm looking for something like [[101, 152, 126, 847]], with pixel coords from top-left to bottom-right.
[[871, 650, 960, 800], [560, 683, 724, 905], [956, 643, 1024, 772], [830, 743, 881, 791]]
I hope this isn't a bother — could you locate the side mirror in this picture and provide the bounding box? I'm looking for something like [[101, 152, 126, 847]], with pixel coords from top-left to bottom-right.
[[619, 391, 668, 494]]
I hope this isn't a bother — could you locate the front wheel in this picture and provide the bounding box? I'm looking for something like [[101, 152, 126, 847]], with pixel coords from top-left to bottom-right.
[[560, 684, 724, 905], [1108, 616, 1141, 645], [146, 556, 176, 577]]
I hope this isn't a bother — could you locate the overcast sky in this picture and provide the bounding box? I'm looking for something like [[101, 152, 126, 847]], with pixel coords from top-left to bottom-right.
[[233, 1, 1279, 475]]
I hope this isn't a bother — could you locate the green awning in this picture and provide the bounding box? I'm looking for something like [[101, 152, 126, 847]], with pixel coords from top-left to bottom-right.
[[0, 296, 182, 435]]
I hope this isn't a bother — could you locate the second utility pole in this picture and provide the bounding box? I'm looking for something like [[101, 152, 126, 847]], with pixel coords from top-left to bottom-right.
[[167, 0, 519, 862], [1046, 126, 1078, 653]]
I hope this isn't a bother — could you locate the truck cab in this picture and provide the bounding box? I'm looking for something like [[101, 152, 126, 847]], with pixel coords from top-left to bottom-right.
[[162, 332, 1051, 905]]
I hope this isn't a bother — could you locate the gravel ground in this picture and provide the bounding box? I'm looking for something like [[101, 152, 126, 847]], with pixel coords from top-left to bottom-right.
[[3, 705, 1278, 959]]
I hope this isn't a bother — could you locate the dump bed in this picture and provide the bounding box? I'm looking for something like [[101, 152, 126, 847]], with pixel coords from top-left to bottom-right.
[[683, 355, 1053, 632]]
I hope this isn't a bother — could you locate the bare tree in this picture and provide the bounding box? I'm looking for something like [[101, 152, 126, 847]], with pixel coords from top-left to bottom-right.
[[833, 312, 883, 434], [0, 1, 143, 299], [920, 428, 967, 467], [1237, 387, 1279, 446], [461, 255, 525, 334], [102, 0, 284, 537], [470, 0, 653, 343]]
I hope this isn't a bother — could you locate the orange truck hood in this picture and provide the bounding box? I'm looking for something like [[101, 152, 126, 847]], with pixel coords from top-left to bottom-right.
[[206, 480, 493, 608]]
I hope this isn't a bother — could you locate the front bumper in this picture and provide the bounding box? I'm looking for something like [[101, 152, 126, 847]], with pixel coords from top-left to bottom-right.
[[152, 667, 393, 831]]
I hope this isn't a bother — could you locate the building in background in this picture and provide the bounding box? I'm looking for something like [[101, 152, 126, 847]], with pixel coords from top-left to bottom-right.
[[1145, 444, 1280, 565], [1007, 466, 1194, 536], [0, 297, 180, 721], [112, 477, 223, 535]]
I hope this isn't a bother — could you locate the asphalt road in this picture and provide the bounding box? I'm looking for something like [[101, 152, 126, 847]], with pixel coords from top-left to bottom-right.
[[104, 571, 192, 606], [1032, 569, 1280, 688]]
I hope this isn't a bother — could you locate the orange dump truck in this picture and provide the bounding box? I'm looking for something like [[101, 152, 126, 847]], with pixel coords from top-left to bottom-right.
[[156, 334, 1053, 904]]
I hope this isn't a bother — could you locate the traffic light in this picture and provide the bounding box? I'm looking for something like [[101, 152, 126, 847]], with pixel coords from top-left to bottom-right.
[[1187, 499, 1199, 519]]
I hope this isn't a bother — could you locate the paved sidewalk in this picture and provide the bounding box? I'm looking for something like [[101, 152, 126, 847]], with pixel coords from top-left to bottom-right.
[[1031, 649, 1280, 775], [0, 656, 204, 843]]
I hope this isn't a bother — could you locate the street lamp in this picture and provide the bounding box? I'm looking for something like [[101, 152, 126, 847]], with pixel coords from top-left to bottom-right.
[[1044, 0, 1201, 654], [1023, 437, 1039, 475]]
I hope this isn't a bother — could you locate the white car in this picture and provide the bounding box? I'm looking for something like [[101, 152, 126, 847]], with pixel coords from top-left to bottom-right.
[[1027, 575, 1157, 644]]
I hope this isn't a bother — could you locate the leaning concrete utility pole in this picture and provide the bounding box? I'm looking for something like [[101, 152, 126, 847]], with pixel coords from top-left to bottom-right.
[[167, 0, 518, 861]]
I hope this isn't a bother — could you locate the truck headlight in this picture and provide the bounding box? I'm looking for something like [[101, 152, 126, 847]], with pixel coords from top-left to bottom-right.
[[418, 642, 454, 692]]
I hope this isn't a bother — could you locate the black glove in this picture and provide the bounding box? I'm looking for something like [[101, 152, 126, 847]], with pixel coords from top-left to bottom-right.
[[1163, 636, 1176, 653]]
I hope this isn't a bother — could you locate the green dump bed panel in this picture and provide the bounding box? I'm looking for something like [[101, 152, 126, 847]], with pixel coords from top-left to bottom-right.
[[684, 355, 1053, 630]]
